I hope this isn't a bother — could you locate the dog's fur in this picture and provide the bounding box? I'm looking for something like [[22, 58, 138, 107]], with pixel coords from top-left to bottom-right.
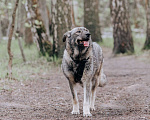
[[62, 27, 107, 116]]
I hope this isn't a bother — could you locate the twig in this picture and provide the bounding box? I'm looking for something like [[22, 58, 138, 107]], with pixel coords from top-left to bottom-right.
[[7, 0, 19, 79]]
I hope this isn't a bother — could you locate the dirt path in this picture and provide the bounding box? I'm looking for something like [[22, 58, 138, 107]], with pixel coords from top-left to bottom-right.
[[0, 48, 150, 120]]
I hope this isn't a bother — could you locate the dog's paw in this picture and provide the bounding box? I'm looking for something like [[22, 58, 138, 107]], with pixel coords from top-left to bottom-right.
[[90, 107, 95, 111], [71, 111, 80, 115], [72, 103, 80, 114], [83, 104, 92, 117], [83, 112, 92, 117]]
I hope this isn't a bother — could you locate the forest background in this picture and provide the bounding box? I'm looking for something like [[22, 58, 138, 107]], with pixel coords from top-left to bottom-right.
[[0, 0, 150, 119]]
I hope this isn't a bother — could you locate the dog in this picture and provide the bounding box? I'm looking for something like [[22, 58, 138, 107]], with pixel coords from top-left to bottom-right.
[[62, 27, 107, 117]]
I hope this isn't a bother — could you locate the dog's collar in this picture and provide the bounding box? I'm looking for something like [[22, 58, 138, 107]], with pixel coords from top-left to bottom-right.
[[71, 56, 89, 64]]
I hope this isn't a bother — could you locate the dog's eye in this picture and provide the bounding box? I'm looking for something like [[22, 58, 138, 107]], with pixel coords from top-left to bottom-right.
[[77, 31, 81, 33]]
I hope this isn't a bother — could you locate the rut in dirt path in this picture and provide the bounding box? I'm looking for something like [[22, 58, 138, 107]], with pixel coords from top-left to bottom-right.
[[0, 48, 150, 120]]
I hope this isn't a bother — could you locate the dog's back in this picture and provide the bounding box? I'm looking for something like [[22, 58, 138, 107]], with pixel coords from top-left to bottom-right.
[[92, 42, 103, 67], [92, 42, 107, 87]]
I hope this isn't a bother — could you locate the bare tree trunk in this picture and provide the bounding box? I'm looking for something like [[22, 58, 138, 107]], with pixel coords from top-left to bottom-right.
[[133, 0, 140, 28], [1, 18, 9, 36], [1, 0, 9, 37], [84, 0, 102, 42], [21, 0, 33, 46], [18, 37, 26, 63], [143, 0, 150, 50], [16, 30, 26, 62], [51, 0, 72, 57], [17, 1, 26, 37], [71, 2, 76, 27], [32, 0, 53, 56], [7, 0, 19, 79], [46, 6, 53, 35], [38, 0, 51, 41], [16, 1, 26, 63], [0, 18, 2, 42], [24, 25, 33, 46], [24, 0, 39, 49], [25, 0, 53, 56], [7, 19, 12, 37], [110, 0, 134, 54]]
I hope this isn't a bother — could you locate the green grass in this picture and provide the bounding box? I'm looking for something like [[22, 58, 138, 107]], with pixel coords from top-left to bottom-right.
[[99, 35, 146, 55], [133, 36, 146, 55], [0, 39, 56, 83], [99, 38, 113, 48]]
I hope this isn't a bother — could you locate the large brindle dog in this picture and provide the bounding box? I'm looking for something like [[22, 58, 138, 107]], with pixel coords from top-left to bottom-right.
[[62, 27, 107, 117]]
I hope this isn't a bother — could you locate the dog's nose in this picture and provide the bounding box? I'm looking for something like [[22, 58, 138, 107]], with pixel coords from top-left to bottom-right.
[[86, 33, 91, 38]]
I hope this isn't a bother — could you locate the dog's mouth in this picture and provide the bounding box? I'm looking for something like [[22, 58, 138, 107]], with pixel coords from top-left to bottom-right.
[[77, 40, 89, 47]]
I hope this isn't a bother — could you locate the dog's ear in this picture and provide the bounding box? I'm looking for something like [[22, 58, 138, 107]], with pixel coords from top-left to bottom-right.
[[63, 31, 71, 42]]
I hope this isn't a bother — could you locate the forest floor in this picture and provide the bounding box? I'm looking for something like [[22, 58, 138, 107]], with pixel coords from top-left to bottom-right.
[[0, 47, 150, 120]]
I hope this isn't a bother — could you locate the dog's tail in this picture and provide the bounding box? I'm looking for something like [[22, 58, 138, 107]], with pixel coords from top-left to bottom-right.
[[98, 57, 107, 87]]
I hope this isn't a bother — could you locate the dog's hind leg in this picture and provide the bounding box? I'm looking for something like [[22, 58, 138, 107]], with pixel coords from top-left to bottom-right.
[[90, 77, 98, 111], [90, 89, 96, 111], [99, 68, 107, 87], [69, 81, 80, 114]]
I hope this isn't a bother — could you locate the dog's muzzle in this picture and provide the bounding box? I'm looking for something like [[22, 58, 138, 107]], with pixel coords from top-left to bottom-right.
[[76, 33, 91, 47]]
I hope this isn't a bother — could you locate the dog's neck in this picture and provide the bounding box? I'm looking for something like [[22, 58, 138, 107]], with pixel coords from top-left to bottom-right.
[[71, 56, 89, 64], [68, 44, 92, 64]]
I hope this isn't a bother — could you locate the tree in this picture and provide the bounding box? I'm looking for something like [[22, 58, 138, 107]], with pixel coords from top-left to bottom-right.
[[24, 24, 33, 46], [17, 1, 26, 37], [143, 0, 150, 50], [16, 0, 33, 46], [25, 0, 52, 56], [38, 0, 51, 41], [110, 0, 134, 54], [16, 30, 26, 62], [84, 0, 102, 42], [71, 1, 76, 27], [16, 1, 26, 62], [133, 0, 140, 28], [0, 18, 2, 42], [7, 0, 19, 79], [51, 0, 72, 57]]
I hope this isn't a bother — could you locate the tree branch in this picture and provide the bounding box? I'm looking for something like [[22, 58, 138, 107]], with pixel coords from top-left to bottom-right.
[[7, 0, 19, 79]]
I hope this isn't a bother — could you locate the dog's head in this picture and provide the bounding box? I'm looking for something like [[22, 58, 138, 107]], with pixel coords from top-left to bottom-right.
[[63, 27, 92, 60], [63, 27, 91, 47]]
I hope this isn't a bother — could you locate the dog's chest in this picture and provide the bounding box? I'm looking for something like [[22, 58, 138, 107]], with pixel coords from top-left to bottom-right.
[[71, 60, 87, 83]]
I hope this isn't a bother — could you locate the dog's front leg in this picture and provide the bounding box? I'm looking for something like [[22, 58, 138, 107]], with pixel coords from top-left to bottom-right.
[[82, 62, 93, 117], [68, 80, 80, 114], [83, 81, 92, 117], [62, 59, 80, 114]]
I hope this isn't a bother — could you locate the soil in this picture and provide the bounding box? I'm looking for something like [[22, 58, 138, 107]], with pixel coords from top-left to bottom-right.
[[0, 48, 150, 120]]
